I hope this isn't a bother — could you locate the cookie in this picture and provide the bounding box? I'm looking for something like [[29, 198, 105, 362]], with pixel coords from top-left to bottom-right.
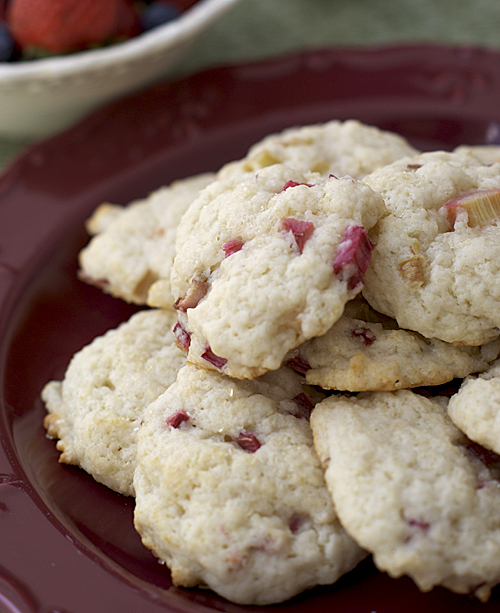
[[453, 144, 500, 165], [170, 164, 386, 379], [362, 150, 500, 345], [311, 389, 500, 600], [219, 119, 419, 180], [288, 297, 500, 391], [42, 309, 186, 496], [78, 173, 215, 306], [448, 358, 500, 455], [133, 363, 365, 605]]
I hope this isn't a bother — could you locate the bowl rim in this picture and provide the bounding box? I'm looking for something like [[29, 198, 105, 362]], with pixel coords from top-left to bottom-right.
[[0, 0, 240, 81]]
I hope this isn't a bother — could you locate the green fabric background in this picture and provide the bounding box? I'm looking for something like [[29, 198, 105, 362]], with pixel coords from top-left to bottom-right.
[[1, 0, 499, 167]]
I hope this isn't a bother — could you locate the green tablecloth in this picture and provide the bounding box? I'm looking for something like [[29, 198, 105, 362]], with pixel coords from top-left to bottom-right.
[[1, 0, 499, 168]]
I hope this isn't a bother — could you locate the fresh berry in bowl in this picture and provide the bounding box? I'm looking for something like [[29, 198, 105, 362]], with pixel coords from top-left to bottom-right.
[[1, 0, 203, 61], [0, 0, 241, 138]]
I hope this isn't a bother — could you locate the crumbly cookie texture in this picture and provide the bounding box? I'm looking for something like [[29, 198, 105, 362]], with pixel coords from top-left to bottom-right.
[[170, 164, 386, 379], [311, 390, 500, 601], [133, 363, 364, 605], [42, 309, 186, 497], [448, 359, 500, 455], [219, 119, 419, 180], [453, 144, 500, 165], [362, 150, 500, 345], [287, 297, 500, 391], [78, 173, 215, 306]]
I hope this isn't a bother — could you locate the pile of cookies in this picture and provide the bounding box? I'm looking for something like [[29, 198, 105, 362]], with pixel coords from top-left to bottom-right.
[[42, 119, 500, 605]]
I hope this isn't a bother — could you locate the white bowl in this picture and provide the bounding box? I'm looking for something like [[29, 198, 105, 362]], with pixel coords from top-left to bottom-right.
[[0, 0, 240, 139]]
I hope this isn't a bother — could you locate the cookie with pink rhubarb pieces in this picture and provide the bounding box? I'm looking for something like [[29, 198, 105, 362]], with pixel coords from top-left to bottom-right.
[[78, 172, 215, 306], [133, 362, 366, 605], [286, 297, 500, 392], [170, 163, 386, 379], [77, 120, 416, 310], [310, 389, 500, 601], [362, 149, 500, 345], [218, 118, 418, 181], [42, 309, 186, 497]]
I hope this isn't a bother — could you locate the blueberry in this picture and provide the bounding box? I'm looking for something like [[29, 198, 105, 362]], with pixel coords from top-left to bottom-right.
[[0, 21, 14, 62], [141, 2, 181, 31]]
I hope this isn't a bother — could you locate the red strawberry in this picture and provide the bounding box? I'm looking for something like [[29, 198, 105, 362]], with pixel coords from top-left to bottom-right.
[[167, 0, 198, 11], [6, 0, 127, 54], [115, 0, 141, 39]]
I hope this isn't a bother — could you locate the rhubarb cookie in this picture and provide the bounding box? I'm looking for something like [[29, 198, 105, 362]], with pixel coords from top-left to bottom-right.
[[362, 150, 500, 345], [133, 363, 365, 605], [219, 119, 419, 180], [448, 359, 500, 455], [170, 164, 386, 379], [78, 173, 215, 306], [454, 144, 500, 165], [288, 298, 500, 392], [311, 390, 500, 601], [42, 309, 186, 497]]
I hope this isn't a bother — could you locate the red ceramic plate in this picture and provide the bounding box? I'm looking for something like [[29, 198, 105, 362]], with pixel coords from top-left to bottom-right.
[[1, 45, 500, 613]]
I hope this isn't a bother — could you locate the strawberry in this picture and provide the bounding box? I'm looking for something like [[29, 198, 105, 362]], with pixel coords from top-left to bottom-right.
[[115, 0, 141, 39], [167, 0, 198, 10], [6, 0, 133, 54]]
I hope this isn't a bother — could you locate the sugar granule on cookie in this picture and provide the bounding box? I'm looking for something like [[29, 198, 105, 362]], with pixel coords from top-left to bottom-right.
[[133, 363, 366, 605], [311, 389, 500, 601]]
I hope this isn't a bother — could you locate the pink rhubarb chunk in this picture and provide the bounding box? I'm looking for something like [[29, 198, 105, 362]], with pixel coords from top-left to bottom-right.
[[174, 276, 208, 312], [282, 180, 313, 191], [201, 345, 228, 370], [222, 237, 244, 257], [235, 430, 262, 453], [173, 321, 191, 352], [290, 392, 314, 420], [167, 410, 190, 428], [352, 326, 376, 346], [333, 224, 375, 290], [285, 355, 311, 375], [442, 188, 500, 228], [281, 217, 315, 253]]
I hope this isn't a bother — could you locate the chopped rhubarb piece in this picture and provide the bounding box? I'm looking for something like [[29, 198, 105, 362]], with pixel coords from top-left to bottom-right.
[[201, 345, 227, 370], [167, 410, 190, 428], [282, 180, 313, 191], [174, 276, 208, 312], [408, 519, 430, 531], [288, 514, 306, 534], [333, 224, 375, 290], [285, 355, 311, 375], [352, 327, 376, 346], [443, 188, 500, 228], [290, 393, 314, 420], [173, 321, 191, 352], [463, 440, 500, 466], [222, 237, 244, 257], [399, 255, 425, 289], [280, 217, 315, 253], [404, 518, 430, 543], [235, 430, 261, 453]]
